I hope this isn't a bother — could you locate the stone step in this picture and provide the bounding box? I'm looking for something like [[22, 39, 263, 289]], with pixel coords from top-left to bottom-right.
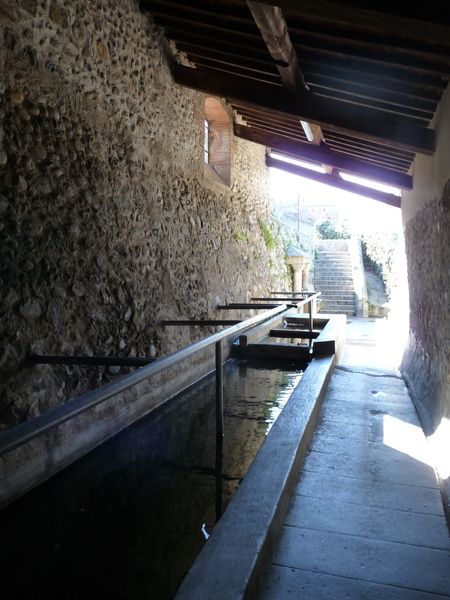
[[314, 269, 353, 279], [315, 263, 352, 268], [321, 302, 356, 310], [315, 265, 353, 270], [316, 251, 350, 255], [314, 284, 355, 291], [319, 293, 355, 300], [315, 256, 352, 261], [321, 301, 356, 309], [321, 309, 356, 316], [314, 273, 353, 284]]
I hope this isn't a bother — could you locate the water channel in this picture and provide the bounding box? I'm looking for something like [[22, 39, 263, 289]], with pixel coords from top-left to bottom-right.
[[1, 358, 305, 600]]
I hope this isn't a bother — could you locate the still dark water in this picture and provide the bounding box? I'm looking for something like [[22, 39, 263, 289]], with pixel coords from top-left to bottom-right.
[[0, 359, 303, 600]]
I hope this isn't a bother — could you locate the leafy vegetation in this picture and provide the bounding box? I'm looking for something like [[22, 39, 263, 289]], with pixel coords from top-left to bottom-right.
[[233, 228, 248, 243], [258, 217, 277, 251], [316, 219, 350, 240], [361, 229, 400, 298]]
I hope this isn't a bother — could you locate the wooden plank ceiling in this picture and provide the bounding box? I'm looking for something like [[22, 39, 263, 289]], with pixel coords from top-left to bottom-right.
[[140, 0, 450, 204]]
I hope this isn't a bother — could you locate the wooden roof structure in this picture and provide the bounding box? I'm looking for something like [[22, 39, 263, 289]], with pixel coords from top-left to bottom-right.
[[140, 0, 450, 206]]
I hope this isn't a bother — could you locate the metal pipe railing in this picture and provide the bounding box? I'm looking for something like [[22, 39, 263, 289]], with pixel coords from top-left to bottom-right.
[[215, 340, 224, 520], [0, 304, 288, 458]]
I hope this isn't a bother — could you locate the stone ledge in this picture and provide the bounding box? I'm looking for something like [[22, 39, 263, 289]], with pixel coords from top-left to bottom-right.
[[175, 355, 336, 600]]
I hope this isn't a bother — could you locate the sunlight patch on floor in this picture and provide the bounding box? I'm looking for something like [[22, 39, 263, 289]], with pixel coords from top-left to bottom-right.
[[383, 414, 434, 468]]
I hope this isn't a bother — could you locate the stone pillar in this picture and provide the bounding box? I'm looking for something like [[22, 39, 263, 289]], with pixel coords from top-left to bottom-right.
[[301, 258, 312, 291], [287, 255, 305, 292], [286, 245, 312, 293]]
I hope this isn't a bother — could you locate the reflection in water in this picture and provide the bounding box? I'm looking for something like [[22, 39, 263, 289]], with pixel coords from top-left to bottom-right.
[[0, 359, 304, 600]]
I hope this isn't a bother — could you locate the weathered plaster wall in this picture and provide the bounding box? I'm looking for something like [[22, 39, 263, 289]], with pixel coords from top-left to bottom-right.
[[0, 0, 289, 428], [401, 82, 450, 514]]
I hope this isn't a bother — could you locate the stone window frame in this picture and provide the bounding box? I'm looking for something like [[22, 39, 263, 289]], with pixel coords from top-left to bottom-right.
[[203, 96, 232, 187]]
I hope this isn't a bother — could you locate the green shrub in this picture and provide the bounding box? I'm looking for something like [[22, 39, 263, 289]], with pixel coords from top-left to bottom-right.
[[233, 228, 248, 243], [316, 219, 350, 240], [258, 217, 277, 250]]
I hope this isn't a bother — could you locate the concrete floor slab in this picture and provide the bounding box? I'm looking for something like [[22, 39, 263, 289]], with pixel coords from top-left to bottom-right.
[[273, 527, 450, 595], [261, 318, 450, 600], [261, 564, 450, 600], [295, 466, 444, 515], [303, 448, 438, 488], [286, 495, 450, 549]]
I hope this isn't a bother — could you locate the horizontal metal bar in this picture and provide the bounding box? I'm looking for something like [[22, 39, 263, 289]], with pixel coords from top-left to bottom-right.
[[252, 294, 321, 308], [271, 291, 309, 295], [218, 303, 294, 309], [269, 329, 320, 339], [161, 320, 241, 326], [251, 297, 308, 303], [29, 355, 156, 367], [0, 304, 288, 457]]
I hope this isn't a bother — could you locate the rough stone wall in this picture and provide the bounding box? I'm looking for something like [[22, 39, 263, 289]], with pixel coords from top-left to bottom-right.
[[402, 184, 450, 433], [0, 0, 289, 427]]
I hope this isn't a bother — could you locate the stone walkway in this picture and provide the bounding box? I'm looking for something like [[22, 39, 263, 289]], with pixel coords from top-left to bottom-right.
[[261, 318, 450, 599]]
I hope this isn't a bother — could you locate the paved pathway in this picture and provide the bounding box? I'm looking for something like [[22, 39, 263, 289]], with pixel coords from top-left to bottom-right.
[[261, 318, 450, 599]]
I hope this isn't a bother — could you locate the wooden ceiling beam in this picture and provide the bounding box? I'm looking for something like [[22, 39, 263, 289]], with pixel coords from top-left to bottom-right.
[[178, 44, 278, 77], [247, 1, 309, 94], [310, 88, 432, 122], [235, 105, 300, 126], [247, 2, 325, 147], [296, 44, 450, 79], [164, 27, 272, 62], [266, 155, 401, 208], [306, 75, 438, 112], [323, 143, 412, 171], [301, 61, 445, 97], [322, 131, 415, 160], [150, 12, 263, 46], [289, 31, 450, 75], [140, 0, 251, 28], [189, 57, 281, 86], [241, 118, 307, 141], [164, 21, 445, 91], [173, 63, 435, 155], [259, 0, 450, 49], [235, 123, 412, 189], [286, 20, 450, 62]]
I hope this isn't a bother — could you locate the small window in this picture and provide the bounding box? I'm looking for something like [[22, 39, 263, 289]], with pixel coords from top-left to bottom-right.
[[204, 119, 210, 163], [204, 97, 231, 186]]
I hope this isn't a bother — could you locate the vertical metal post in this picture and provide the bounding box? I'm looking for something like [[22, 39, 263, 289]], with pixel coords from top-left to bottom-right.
[[309, 298, 313, 335], [215, 340, 224, 521]]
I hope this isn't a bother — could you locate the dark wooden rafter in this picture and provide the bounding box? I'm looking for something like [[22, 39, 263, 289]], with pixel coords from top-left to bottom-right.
[[289, 33, 450, 77], [246, 1, 309, 94], [306, 74, 439, 112], [188, 57, 282, 86], [234, 124, 412, 190], [172, 63, 435, 155], [266, 155, 401, 208], [310, 88, 432, 122], [265, 0, 450, 49], [146, 1, 450, 78], [322, 144, 412, 172], [322, 131, 415, 161], [163, 26, 447, 98], [300, 59, 446, 96], [286, 19, 450, 67], [242, 120, 307, 142], [178, 43, 279, 77]]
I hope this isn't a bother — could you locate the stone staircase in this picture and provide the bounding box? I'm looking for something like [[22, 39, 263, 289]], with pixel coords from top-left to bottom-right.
[[314, 246, 357, 316]]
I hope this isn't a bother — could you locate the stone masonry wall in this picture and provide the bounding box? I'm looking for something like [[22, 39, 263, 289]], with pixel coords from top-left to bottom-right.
[[402, 183, 450, 434], [0, 0, 289, 427]]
